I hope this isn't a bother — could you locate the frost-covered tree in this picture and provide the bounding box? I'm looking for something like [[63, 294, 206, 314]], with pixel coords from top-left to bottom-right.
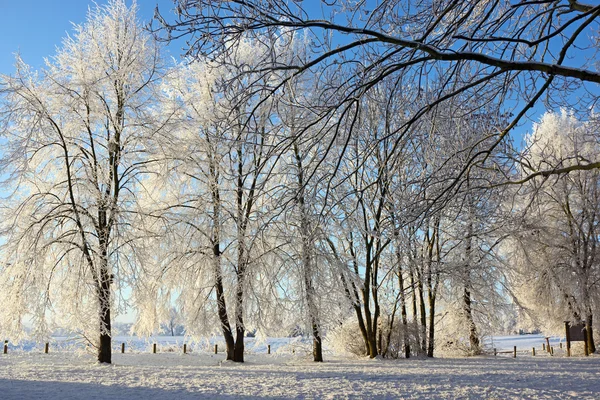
[[509, 110, 600, 352], [135, 36, 287, 362], [0, 0, 167, 363]]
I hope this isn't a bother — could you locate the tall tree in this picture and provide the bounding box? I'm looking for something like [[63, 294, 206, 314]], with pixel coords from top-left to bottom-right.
[[510, 110, 600, 353], [0, 0, 166, 363]]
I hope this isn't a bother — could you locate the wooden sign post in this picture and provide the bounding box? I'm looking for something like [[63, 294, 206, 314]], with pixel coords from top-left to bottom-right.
[[565, 321, 588, 356]]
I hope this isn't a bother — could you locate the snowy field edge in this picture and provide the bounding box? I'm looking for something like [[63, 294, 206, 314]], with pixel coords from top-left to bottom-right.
[[1, 335, 600, 399]]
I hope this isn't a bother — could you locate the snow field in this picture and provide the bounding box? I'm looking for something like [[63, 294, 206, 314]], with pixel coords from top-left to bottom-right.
[[1, 350, 600, 399]]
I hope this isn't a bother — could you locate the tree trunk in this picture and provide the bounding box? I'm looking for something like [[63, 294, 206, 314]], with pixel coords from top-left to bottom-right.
[[293, 140, 323, 362], [409, 269, 419, 351], [395, 250, 410, 358], [210, 159, 235, 360], [427, 291, 436, 357], [312, 328, 323, 362], [233, 262, 245, 362], [97, 217, 112, 364], [234, 323, 245, 362], [463, 205, 480, 355], [307, 288, 323, 361], [586, 314, 596, 353], [463, 287, 481, 355], [97, 260, 112, 364], [418, 281, 427, 353], [401, 302, 410, 358], [215, 251, 235, 360]]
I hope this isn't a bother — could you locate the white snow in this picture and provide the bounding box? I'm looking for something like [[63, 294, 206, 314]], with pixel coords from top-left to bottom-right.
[[1, 335, 600, 399]]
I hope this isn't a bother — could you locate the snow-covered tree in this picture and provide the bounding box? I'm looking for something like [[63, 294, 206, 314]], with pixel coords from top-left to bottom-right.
[[0, 0, 168, 363], [509, 110, 600, 352]]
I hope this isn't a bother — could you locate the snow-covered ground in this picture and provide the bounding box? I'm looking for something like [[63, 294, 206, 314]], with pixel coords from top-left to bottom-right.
[[1, 335, 599, 399]]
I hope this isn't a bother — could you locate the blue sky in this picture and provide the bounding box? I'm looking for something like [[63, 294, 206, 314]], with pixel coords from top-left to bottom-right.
[[0, 0, 177, 74]]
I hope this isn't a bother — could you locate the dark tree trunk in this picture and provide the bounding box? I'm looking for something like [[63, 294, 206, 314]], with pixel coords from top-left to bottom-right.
[[312, 329, 323, 362], [418, 281, 427, 353], [409, 269, 419, 350], [233, 248, 246, 362], [311, 316, 323, 362], [293, 141, 323, 362], [97, 215, 112, 364], [215, 253, 235, 360], [97, 261, 112, 364], [234, 324, 245, 362], [427, 292, 436, 357], [463, 287, 481, 354], [209, 157, 235, 360], [586, 314, 596, 353]]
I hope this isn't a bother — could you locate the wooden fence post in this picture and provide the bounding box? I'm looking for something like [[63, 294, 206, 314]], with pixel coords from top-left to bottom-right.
[[559, 342, 563, 349], [3, 340, 7, 354], [542, 343, 546, 351], [44, 343, 49, 354], [153, 343, 157, 354], [214, 344, 218, 354], [268, 344, 271, 355], [532, 347, 535, 356], [565, 321, 571, 357], [121, 343, 125, 354], [183, 344, 187, 354], [493, 348, 497, 356], [513, 346, 517, 358], [550, 347, 554, 356]]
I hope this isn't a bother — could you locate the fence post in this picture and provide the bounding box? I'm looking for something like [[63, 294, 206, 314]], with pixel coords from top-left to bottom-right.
[[268, 344, 271, 355], [493, 348, 497, 356], [513, 346, 517, 358], [532, 347, 535, 356], [183, 344, 187, 354], [44, 343, 49, 354], [3, 340, 7, 354], [560, 342, 563, 349], [153, 343, 157, 354], [214, 344, 218, 354], [121, 343, 125, 354], [542, 343, 546, 351], [550, 347, 554, 356], [565, 321, 571, 357]]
